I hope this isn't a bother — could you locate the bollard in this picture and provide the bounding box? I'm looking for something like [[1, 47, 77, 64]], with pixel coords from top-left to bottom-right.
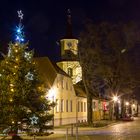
[[71, 123, 73, 136], [33, 135, 36, 140], [76, 123, 78, 140], [66, 128, 68, 140]]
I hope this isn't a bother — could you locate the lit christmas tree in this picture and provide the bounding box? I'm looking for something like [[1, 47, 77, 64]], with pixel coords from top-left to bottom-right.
[[0, 10, 54, 136]]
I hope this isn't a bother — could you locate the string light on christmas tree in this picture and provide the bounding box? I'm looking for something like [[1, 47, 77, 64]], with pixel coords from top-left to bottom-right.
[[15, 49, 18, 53], [16, 58, 19, 61], [10, 84, 14, 87], [9, 98, 13, 102], [10, 88, 14, 92]]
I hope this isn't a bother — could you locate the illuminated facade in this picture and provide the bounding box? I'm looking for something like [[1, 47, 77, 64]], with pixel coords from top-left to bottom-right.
[[35, 11, 110, 126], [35, 57, 87, 126]]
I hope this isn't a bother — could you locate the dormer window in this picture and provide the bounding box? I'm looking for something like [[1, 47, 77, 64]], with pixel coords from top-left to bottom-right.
[[68, 67, 73, 77]]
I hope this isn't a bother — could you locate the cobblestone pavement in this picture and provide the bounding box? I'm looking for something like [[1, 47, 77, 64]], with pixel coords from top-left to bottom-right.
[[54, 117, 140, 140]]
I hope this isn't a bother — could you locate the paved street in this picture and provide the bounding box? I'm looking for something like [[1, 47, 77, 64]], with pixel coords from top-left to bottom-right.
[[54, 117, 140, 140]]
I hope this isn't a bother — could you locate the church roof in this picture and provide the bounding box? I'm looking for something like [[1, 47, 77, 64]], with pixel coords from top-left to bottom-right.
[[51, 61, 70, 77], [74, 81, 87, 98], [74, 84, 87, 98], [34, 57, 69, 89], [74, 81, 109, 101]]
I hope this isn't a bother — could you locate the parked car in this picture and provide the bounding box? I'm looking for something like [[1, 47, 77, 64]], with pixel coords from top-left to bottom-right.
[[122, 114, 134, 121]]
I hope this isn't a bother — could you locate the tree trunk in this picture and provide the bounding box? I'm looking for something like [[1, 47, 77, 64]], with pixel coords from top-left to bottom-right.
[[115, 102, 119, 120], [82, 74, 93, 124], [87, 95, 93, 124], [109, 102, 113, 120], [121, 98, 125, 118]]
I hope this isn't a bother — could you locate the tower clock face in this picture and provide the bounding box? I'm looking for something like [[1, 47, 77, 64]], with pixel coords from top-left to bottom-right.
[[67, 42, 72, 48]]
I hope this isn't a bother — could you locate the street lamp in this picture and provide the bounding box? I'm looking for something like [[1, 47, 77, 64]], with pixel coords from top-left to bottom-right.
[[125, 102, 130, 115], [125, 102, 129, 106], [48, 87, 56, 126], [48, 87, 56, 101], [112, 96, 119, 120], [132, 104, 135, 107], [113, 96, 118, 102]]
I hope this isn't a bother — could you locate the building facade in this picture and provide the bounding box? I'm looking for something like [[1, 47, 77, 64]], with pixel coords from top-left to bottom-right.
[[35, 57, 87, 126], [35, 11, 110, 126]]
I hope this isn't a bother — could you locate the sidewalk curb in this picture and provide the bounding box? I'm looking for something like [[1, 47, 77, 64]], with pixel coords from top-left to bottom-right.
[[53, 121, 123, 133]]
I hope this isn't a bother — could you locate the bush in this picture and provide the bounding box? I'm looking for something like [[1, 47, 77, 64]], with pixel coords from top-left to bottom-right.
[[11, 135, 22, 140], [27, 131, 53, 136]]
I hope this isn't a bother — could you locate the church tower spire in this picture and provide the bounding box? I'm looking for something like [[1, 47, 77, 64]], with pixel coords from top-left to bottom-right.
[[57, 9, 82, 84], [65, 9, 73, 38]]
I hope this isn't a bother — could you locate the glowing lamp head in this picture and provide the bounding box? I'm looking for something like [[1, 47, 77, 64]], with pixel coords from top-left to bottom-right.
[[118, 100, 121, 104], [47, 87, 56, 101], [125, 102, 129, 106], [132, 104, 135, 107], [113, 96, 118, 102]]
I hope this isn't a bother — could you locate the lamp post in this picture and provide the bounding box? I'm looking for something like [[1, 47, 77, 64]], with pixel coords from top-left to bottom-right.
[[75, 97, 78, 140], [113, 96, 118, 102], [48, 87, 56, 126], [125, 101, 129, 115], [113, 96, 119, 120]]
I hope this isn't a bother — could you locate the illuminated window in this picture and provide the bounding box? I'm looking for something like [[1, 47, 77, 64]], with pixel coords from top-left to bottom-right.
[[78, 101, 80, 112], [70, 82, 73, 91], [66, 100, 68, 112], [92, 101, 96, 111], [70, 100, 72, 112], [84, 102, 86, 112], [68, 68, 73, 77], [61, 78, 64, 89], [60, 99, 64, 112], [81, 102, 83, 112], [66, 81, 68, 90], [57, 78, 59, 88], [56, 99, 59, 113]]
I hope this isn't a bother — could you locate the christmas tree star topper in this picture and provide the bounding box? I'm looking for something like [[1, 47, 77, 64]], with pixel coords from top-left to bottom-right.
[[15, 10, 25, 43], [17, 10, 24, 22]]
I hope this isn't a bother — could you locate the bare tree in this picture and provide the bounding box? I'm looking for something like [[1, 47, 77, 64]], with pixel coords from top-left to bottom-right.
[[79, 21, 140, 123]]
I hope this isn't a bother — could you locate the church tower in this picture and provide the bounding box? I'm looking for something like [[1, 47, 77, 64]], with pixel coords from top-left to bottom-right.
[[57, 10, 82, 84]]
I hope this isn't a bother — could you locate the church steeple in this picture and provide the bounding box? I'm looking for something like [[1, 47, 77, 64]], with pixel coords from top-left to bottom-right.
[[65, 9, 74, 39], [57, 10, 82, 84]]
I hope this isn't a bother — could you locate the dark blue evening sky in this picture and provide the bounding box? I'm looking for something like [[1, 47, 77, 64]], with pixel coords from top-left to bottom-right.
[[0, 0, 140, 61]]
